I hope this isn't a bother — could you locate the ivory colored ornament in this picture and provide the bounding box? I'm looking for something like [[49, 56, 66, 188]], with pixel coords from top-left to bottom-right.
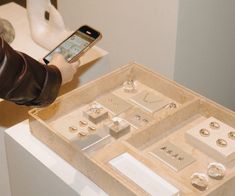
[[207, 162, 226, 180], [191, 172, 209, 191]]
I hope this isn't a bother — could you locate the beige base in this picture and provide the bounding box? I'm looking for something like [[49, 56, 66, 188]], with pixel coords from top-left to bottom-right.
[[29, 62, 235, 196]]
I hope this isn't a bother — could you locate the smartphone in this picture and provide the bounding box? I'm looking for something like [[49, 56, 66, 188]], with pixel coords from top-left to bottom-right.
[[43, 25, 102, 64]]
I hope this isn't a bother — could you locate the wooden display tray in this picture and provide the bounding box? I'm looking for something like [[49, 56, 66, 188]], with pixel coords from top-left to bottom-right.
[[29, 62, 235, 195]]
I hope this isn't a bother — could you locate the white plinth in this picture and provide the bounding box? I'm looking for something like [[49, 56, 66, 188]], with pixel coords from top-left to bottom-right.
[[0, 3, 108, 196], [5, 120, 108, 196]]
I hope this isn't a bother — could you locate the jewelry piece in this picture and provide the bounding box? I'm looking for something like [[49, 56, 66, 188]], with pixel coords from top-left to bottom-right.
[[191, 172, 209, 191], [78, 130, 88, 136], [207, 162, 226, 180], [88, 126, 96, 131], [199, 128, 210, 137], [166, 150, 173, 154], [68, 126, 77, 133], [142, 118, 149, 124], [112, 117, 122, 128], [160, 146, 167, 151], [143, 92, 161, 104], [216, 139, 227, 147], [164, 102, 177, 109], [89, 103, 103, 114], [172, 153, 179, 159], [134, 114, 141, 120], [228, 131, 235, 140], [133, 114, 149, 124], [123, 79, 136, 93], [79, 120, 88, 127], [178, 157, 184, 161], [113, 120, 120, 127], [209, 121, 220, 129]]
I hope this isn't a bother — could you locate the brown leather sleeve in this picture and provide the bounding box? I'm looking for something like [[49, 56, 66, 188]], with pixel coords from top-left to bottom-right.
[[0, 37, 62, 106]]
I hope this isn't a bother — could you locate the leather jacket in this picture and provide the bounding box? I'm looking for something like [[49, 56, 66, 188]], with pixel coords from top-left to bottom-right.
[[0, 37, 62, 106]]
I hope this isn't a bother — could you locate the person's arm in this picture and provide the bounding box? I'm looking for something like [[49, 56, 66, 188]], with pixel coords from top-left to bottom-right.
[[0, 37, 62, 106]]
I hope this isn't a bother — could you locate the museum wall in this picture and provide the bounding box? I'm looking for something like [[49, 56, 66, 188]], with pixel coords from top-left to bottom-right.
[[174, 0, 235, 111], [58, 0, 179, 79]]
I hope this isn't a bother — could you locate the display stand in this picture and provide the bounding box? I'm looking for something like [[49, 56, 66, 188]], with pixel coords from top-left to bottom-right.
[[0, 3, 108, 196], [4, 120, 107, 196], [29, 62, 235, 195]]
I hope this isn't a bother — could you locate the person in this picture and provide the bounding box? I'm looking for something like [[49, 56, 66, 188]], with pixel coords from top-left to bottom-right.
[[0, 37, 79, 107]]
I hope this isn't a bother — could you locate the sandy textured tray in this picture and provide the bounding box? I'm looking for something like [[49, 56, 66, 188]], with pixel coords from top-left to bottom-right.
[[29, 62, 235, 196]]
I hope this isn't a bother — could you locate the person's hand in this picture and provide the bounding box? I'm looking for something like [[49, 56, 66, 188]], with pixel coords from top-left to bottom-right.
[[48, 53, 80, 85]]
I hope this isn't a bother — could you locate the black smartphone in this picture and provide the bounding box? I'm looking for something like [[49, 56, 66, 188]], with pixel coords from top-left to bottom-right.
[[43, 25, 102, 64]]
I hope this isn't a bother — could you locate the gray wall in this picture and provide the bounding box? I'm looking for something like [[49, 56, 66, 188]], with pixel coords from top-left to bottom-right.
[[58, 0, 179, 79], [174, 0, 235, 110]]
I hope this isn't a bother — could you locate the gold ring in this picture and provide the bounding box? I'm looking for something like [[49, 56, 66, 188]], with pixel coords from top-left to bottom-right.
[[88, 126, 96, 131], [228, 131, 235, 140], [79, 120, 88, 127], [69, 126, 77, 132], [209, 121, 220, 129], [134, 114, 141, 120], [78, 130, 88, 136], [199, 128, 210, 137], [216, 139, 227, 147]]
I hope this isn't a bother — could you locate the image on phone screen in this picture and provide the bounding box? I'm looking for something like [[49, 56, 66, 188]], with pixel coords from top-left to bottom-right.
[[44, 31, 95, 63]]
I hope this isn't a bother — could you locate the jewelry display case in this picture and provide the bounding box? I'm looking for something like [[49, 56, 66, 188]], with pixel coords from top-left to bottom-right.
[[29, 62, 235, 196]]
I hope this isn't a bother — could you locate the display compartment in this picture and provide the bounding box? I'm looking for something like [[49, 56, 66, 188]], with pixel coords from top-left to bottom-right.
[[126, 99, 235, 195], [28, 62, 235, 196]]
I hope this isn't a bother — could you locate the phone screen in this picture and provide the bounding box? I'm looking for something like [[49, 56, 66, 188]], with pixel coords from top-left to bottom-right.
[[44, 31, 95, 63]]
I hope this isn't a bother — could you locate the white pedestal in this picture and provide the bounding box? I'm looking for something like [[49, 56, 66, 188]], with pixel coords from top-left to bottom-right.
[[5, 120, 108, 196], [0, 3, 108, 196]]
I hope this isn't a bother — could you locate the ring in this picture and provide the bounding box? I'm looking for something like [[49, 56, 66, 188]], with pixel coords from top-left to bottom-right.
[[228, 131, 235, 140], [79, 120, 88, 127], [113, 120, 120, 126], [78, 130, 88, 136], [191, 172, 209, 191], [88, 126, 96, 131], [199, 129, 210, 137], [209, 121, 220, 129], [142, 118, 149, 124], [69, 126, 77, 132], [134, 114, 141, 120], [207, 162, 226, 180], [216, 139, 227, 147]]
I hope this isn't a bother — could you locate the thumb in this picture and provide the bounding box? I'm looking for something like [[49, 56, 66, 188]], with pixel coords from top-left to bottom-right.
[[71, 60, 81, 70]]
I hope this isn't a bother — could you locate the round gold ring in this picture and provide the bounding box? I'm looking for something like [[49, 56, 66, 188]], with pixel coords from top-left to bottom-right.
[[199, 128, 210, 137], [228, 131, 235, 140], [209, 121, 220, 129], [69, 126, 77, 132], [216, 139, 227, 147]]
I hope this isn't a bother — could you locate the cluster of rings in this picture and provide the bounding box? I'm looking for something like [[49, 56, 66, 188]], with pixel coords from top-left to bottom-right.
[[198, 121, 235, 148], [191, 162, 226, 191]]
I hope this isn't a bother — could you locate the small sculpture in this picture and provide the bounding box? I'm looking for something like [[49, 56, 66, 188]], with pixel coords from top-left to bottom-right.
[[27, 0, 72, 50], [0, 18, 15, 43]]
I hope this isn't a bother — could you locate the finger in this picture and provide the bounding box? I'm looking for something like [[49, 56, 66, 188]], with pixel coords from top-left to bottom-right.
[[50, 53, 66, 64], [71, 59, 81, 70]]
